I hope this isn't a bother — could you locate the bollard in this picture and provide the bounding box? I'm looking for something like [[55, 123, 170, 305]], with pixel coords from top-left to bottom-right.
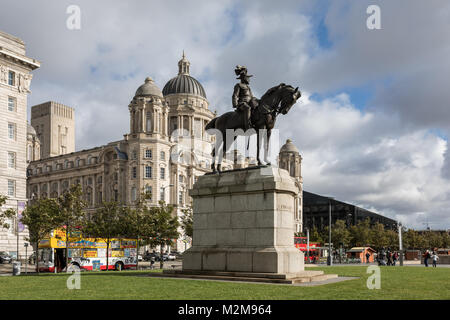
[[13, 261, 21, 276]]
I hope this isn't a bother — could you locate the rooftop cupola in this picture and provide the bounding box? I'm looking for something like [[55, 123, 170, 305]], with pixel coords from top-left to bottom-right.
[[178, 51, 190, 75]]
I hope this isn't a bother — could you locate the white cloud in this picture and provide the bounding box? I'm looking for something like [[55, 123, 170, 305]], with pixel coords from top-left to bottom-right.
[[1, 0, 449, 229]]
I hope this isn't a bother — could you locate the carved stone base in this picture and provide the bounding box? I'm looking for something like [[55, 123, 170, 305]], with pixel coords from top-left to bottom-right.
[[182, 166, 304, 275]]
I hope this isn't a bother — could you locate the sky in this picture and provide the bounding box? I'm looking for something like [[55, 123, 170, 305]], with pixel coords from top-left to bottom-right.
[[1, 0, 449, 229]]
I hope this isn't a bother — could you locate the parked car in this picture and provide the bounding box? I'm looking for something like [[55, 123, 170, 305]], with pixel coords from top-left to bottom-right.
[[0, 251, 12, 264], [143, 253, 157, 261], [164, 253, 176, 261], [171, 251, 183, 259]]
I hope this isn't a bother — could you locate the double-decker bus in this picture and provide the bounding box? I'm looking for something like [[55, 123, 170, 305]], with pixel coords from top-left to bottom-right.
[[294, 237, 321, 263], [37, 228, 137, 272]]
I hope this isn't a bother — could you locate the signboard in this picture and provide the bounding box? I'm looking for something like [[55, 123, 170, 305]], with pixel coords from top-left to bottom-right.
[[92, 260, 101, 271], [17, 201, 26, 233], [54, 228, 66, 239], [111, 250, 124, 257], [83, 249, 97, 258], [111, 240, 120, 249], [121, 240, 136, 248]]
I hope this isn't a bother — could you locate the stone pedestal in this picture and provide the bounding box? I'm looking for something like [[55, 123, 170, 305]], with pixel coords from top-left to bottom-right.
[[182, 166, 304, 275]]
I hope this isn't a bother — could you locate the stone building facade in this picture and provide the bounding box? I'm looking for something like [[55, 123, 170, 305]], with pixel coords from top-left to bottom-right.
[[27, 54, 233, 252], [31, 101, 75, 159], [0, 30, 40, 257], [278, 139, 303, 233]]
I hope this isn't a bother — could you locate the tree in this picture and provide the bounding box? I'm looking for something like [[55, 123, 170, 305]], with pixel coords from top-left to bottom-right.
[[441, 232, 450, 248], [147, 201, 180, 269], [21, 198, 60, 273], [369, 223, 388, 250], [56, 184, 87, 270], [403, 229, 420, 250], [426, 231, 443, 250], [331, 220, 351, 249], [180, 206, 193, 238], [349, 218, 371, 247], [121, 191, 153, 270], [309, 226, 324, 244], [85, 201, 126, 271], [0, 195, 16, 229], [385, 229, 399, 250]]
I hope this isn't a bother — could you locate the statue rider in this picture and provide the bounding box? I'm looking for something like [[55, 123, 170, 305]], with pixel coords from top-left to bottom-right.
[[232, 65, 256, 131]]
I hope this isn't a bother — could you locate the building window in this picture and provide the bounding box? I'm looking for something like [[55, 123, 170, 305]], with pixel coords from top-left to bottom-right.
[[145, 185, 152, 201], [145, 166, 152, 179], [160, 187, 165, 202], [7, 152, 15, 169], [132, 150, 137, 160], [132, 167, 137, 179], [160, 167, 165, 179], [145, 149, 152, 159], [7, 180, 15, 197], [131, 187, 137, 201], [8, 97, 16, 112], [179, 191, 183, 206], [179, 174, 184, 183], [146, 112, 152, 132], [8, 71, 15, 86], [27, 145, 32, 162], [160, 151, 165, 161], [8, 123, 16, 140]]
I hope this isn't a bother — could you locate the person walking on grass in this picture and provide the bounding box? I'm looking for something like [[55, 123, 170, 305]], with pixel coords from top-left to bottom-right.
[[432, 251, 439, 268], [392, 251, 398, 266], [423, 250, 430, 267], [366, 252, 370, 264]]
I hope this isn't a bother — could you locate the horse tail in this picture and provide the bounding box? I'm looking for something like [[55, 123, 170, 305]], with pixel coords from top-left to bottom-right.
[[205, 117, 217, 131]]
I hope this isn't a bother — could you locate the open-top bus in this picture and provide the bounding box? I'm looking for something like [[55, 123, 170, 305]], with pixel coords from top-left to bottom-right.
[[38, 228, 137, 272], [294, 236, 321, 262]]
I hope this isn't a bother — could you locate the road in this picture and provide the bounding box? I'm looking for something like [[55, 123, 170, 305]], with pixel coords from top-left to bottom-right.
[[0, 259, 183, 275]]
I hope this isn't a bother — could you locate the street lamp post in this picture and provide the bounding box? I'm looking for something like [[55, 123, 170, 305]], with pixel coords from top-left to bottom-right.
[[306, 228, 310, 264], [398, 222, 403, 266], [24, 242, 28, 274], [327, 198, 333, 266]]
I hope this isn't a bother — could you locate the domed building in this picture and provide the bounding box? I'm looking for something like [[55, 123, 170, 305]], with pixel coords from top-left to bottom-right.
[[278, 139, 303, 233], [26, 122, 40, 164], [27, 54, 234, 253]]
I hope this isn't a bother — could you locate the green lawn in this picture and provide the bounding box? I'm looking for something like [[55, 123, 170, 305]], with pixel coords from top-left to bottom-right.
[[0, 266, 449, 300]]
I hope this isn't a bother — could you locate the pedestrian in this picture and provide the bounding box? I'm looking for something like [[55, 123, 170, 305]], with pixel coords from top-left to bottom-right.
[[432, 251, 439, 268], [387, 250, 392, 266], [423, 250, 430, 267], [150, 256, 155, 269], [392, 251, 398, 266], [366, 252, 371, 264]]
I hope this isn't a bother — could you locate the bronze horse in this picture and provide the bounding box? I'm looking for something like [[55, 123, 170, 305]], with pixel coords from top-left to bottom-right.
[[205, 83, 301, 172]]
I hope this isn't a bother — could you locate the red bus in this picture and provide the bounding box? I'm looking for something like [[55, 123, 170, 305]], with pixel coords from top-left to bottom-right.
[[294, 237, 320, 263]]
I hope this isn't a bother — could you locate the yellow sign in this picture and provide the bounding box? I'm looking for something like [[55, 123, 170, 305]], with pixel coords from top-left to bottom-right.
[[111, 250, 124, 257], [54, 228, 66, 239], [83, 250, 97, 258]]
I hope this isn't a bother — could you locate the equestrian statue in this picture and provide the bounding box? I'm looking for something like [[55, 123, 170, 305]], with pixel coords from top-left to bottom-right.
[[205, 65, 301, 173]]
